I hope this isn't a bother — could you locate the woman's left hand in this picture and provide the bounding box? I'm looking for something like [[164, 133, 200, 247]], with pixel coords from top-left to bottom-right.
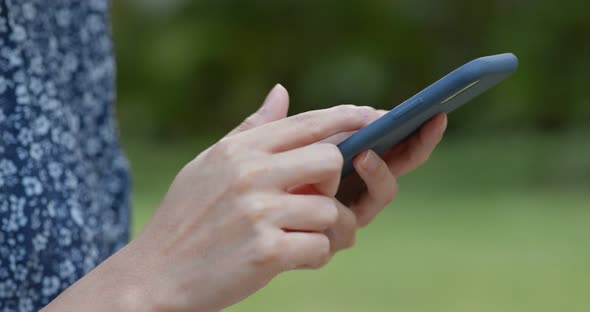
[[327, 112, 447, 253], [233, 85, 447, 258]]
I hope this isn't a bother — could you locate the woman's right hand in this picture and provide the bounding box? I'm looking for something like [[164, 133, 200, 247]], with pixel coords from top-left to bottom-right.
[[121, 102, 380, 311], [43, 85, 444, 312], [42, 85, 382, 312]]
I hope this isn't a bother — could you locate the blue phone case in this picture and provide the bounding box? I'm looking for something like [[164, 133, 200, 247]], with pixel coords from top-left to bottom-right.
[[338, 53, 519, 177]]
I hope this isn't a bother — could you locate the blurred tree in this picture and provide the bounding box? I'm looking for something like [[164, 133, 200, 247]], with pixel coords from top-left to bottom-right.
[[112, 0, 590, 139]]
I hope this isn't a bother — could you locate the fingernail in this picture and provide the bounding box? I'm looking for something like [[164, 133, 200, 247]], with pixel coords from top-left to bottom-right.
[[362, 150, 380, 173], [260, 83, 283, 115], [442, 115, 448, 131]]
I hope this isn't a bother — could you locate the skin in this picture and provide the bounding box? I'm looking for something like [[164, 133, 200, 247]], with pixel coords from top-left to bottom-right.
[[43, 84, 447, 312]]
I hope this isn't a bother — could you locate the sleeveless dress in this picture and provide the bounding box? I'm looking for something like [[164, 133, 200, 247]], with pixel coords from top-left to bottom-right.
[[0, 1, 130, 311]]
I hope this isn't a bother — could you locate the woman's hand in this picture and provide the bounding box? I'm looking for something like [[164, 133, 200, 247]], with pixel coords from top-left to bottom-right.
[[43, 84, 445, 312], [328, 112, 447, 250], [44, 85, 383, 312], [229, 85, 447, 256], [135, 110, 386, 311]]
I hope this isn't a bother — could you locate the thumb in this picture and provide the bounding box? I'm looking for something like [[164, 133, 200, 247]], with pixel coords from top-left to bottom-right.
[[227, 84, 290, 136]]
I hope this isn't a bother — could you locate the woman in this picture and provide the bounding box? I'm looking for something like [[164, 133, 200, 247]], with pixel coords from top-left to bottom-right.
[[0, 1, 447, 311]]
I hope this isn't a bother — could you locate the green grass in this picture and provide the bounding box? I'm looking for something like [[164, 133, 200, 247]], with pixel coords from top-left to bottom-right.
[[123, 132, 590, 311]]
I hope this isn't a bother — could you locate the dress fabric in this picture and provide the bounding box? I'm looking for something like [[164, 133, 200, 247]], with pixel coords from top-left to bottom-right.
[[0, 1, 130, 310]]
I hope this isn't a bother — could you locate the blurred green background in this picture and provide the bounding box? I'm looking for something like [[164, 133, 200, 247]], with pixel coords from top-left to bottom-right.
[[112, 1, 590, 311]]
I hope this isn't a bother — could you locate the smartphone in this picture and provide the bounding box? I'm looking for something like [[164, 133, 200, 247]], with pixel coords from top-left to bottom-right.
[[338, 53, 519, 177]]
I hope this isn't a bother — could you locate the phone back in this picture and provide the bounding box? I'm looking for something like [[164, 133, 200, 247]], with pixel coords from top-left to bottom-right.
[[338, 53, 519, 177]]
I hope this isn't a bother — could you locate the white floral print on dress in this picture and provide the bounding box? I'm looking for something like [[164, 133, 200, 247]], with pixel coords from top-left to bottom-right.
[[0, 1, 130, 310]]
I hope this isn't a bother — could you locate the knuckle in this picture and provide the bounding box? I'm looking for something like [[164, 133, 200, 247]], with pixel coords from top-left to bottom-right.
[[317, 143, 344, 173], [388, 180, 399, 202], [211, 138, 239, 160], [309, 238, 332, 269], [241, 196, 271, 224], [344, 232, 357, 249], [378, 176, 398, 206], [371, 156, 387, 175], [292, 112, 323, 141], [334, 104, 361, 119], [319, 198, 339, 225], [355, 206, 375, 228], [306, 123, 324, 142], [327, 144, 344, 169], [252, 236, 283, 267], [383, 190, 396, 206], [358, 106, 378, 119], [291, 111, 312, 124], [335, 104, 357, 113], [328, 226, 357, 253], [234, 169, 256, 191], [233, 163, 269, 191], [359, 105, 376, 112]]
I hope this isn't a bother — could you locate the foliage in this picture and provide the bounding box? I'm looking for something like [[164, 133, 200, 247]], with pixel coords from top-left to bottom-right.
[[112, 0, 590, 138]]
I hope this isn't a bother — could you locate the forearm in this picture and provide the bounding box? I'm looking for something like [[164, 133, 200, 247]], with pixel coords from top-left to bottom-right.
[[41, 242, 155, 312]]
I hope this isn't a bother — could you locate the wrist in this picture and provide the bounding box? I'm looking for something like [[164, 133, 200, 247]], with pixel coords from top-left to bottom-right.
[[42, 238, 159, 312], [126, 229, 227, 312], [103, 238, 161, 311]]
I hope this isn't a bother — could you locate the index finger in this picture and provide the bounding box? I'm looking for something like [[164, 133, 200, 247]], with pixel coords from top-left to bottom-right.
[[241, 105, 379, 152]]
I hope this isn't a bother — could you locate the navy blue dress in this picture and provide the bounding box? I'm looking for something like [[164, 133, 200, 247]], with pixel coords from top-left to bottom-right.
[[0, 1, 130, 310]]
